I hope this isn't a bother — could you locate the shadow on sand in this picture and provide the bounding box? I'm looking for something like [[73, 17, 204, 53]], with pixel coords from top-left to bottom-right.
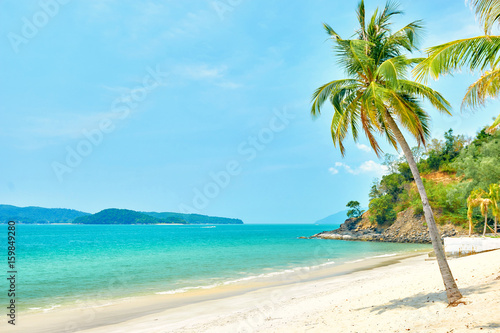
[[355, 283, 492, 315]]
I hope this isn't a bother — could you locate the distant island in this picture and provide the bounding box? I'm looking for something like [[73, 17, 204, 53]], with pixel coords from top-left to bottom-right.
[[315, 209, 351, 225], [0, 205, 243, 225], [73, 209, 187, 225]]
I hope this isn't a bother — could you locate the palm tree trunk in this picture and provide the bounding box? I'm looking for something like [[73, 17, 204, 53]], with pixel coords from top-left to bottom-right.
[[384, 111, 462, 304], [495, 216, 498, 235], [483, 211, 488, 236], [469, 218, 472, 236]]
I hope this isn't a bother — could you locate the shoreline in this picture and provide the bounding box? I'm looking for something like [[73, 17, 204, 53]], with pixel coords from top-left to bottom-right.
[[11, 249, 500, 333], [5, 250, 429, 333], [88, 249, 500, 332]]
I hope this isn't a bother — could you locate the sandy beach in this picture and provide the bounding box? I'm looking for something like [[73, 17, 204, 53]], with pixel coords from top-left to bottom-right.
[[5, 249, 499, 333]]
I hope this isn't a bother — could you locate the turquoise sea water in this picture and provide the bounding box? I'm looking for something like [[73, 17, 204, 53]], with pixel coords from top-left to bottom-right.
[[0, 224, 430, 312]]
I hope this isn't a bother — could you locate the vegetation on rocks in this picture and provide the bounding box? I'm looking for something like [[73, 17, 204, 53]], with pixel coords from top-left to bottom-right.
[[367, 127, 500, 234]]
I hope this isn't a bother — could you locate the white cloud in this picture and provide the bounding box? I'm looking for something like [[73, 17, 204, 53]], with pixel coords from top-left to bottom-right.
[[217, 81, 242, 89], [356, 143, 371, 153], [172, 64, 241, 89], [176, 64, 226, 80], [330, 160, 388, 177], [358, 160, 389, 176], [328, 167, 339, 175]]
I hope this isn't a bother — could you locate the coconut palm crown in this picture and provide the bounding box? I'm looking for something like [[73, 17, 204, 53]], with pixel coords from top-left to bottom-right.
[[311, 1, 452, 156]]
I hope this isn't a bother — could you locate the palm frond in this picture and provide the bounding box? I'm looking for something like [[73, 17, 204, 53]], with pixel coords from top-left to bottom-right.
[[380, 112, 399, 151], [376, 55, 410, 85], [469, 0, 500, 34], [387, 21, 423, 52], [487, 112, 500, 133], [323, 23, 342, 40], [335, 39, 375, 76], [462, 67, 500, 109], [414, 36, 500, 82], [398, 80, 452, 114], [356, 0, 367, 40], [377, 1, 403, 30], [360, 107, 383, 156], [331, 104, 353, 156], [311, 79, 358, 116], [389, 93, 430, 145]]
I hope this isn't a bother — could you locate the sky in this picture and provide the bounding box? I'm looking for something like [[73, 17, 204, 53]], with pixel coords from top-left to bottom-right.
[[0, 0, 498, 224]]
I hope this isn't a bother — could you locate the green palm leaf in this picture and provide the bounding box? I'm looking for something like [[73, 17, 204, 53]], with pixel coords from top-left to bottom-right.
[[414, 36, 500, 81], [469, 0, 500, 34], [463, 67, 500, 109]]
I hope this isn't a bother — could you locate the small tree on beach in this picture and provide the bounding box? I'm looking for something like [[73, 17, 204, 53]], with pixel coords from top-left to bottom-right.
[[467, 188, 493, 236], [489, 183, 500, 234], [311, 1, 463, 303]]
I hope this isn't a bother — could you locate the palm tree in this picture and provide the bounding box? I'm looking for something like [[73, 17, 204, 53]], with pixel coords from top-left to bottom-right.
[[468, 189, 486, 235], [414, 0, 500, 133], [311, 1, 463, 304], [489, 183, 500, 234], [467, 188, 493, 236]]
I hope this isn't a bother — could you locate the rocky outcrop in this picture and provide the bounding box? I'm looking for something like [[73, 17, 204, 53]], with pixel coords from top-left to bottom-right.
[[311, 208, 466, 244]]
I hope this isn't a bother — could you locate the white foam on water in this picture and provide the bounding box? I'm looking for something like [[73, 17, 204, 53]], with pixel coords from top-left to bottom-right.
[[42, 305, 61, 312], [345, 252, 398, 264], [154, 260, 338, 295]]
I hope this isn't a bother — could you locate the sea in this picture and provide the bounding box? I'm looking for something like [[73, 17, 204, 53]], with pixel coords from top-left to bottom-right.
[[0, 224, 430, 313]]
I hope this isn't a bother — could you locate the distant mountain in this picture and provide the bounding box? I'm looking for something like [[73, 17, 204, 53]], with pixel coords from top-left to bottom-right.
[[0, 204, 89, 224], [73, 209, 187, 225], [74, 209, 243, 225], [144, 212, 244, 224], [314, 210, 349, 225]]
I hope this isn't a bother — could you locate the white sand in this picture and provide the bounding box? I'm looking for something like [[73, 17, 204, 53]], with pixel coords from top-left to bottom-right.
[[6, 250, 500, 333]]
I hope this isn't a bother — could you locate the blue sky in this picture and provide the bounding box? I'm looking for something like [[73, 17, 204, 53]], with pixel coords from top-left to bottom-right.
[[0, 0, 498, 224]]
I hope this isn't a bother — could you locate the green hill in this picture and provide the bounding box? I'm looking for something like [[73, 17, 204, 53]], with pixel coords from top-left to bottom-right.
[[364, 127, 500, 233], [144, 212, 244, 224], [73, 209, 187, 225], [0, 205, 89, 224]]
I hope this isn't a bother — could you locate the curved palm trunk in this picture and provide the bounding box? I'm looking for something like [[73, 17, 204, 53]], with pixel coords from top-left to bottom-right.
[[384, 111, 463, 304]]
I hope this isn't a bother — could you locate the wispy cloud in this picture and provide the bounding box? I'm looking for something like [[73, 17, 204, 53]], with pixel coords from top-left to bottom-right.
[[177, 64, 226, 80], [216, 81, 243, 89], [356, 143, 371, 153], [4, 110, 127, 150], [328, 167, 339, 175], [172, 63, 242, 89], [329, 160, 388, 177]]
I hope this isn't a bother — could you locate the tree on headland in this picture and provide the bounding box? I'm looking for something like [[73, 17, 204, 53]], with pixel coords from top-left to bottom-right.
[[346, 201, 364, 218], [414, 0, 500, 133], [311, 1, 462, 303]]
